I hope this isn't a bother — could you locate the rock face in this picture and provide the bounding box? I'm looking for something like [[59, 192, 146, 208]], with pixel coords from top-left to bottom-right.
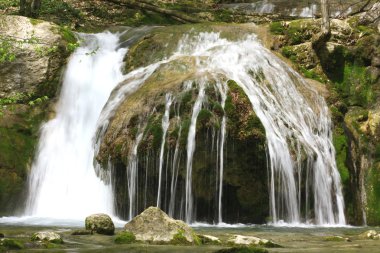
[[0, 15, 71, 98], [31, 232, 63, 244], [124, 207, 197, 243], [359, 230, 380, 239], [85, 214, 115, 235]]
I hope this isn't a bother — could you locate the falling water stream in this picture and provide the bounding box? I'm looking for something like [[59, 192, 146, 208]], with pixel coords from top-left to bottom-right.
[[25, 32, 127, 220], [11, 28, 346, 226]]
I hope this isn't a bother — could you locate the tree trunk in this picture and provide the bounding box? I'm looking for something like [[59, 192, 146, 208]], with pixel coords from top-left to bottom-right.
[[312, 0, 331, 50], [19, 0, 41, 18]]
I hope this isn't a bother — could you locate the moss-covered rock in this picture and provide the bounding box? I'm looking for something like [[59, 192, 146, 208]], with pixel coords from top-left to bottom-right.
[[31, 231, 63, 244], [85, 213, 115, 235], [114, 231, 136, 244], [124, 207, 198, 244]]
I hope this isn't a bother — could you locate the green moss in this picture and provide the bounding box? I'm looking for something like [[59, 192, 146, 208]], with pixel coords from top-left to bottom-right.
[[114, 231, 136, 244], [59, 26, 77, 44], [366, 166, 380, 225], [30, 18, 44, 26], [333, 127, 349, 184], [1, 238, 24, 250], [170, 229, 198, 245], [375, 144, 380, 163], [197, 109, 213, 127], [215, 247, 268, 253], [269, 21, 284, 35], [281, 46, 297, 61]]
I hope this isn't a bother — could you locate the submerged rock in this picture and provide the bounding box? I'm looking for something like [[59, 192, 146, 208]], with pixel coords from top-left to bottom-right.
[[228, 235, 280, 248], [85, 213, 115, 235], [359, 230, 380, 239], [198, 234, 221, 244], [124, 206, 198, 244], [214, 246, 268, 253], [31, 231, 63, 244], [71, 230, 93, 235]]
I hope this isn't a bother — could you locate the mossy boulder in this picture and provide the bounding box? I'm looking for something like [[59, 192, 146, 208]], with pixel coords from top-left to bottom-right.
[[124, 207, 198, 244], [85, 214, 115, 235]]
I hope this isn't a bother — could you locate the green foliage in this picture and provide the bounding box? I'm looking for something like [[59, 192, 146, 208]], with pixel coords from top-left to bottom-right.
[[214, 9, 234, 23], [170, 229, 190, 245], [366, 166, 380, 225], [28, 96, 49, 106], [333, 127, 349, 184], [197, 109, 213, 127], [114, 231, 136, 244], [281, 46, 297, 62], [0, 36, 16, 63], [215, 246, 268, 253], [0, 0, 18, 10], [0, 238, 24, 250], [375, 144, 380, 163], [40, 0, 82, 24], [269, 22, 284, 35]]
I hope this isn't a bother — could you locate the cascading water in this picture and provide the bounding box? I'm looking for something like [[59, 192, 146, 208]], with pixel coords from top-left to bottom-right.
[[25, 32, 127, 219], [97, 30, 346, 226]]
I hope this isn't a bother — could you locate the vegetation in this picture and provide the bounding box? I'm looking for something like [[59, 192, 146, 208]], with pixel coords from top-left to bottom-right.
[[114, 231, 136, 244]]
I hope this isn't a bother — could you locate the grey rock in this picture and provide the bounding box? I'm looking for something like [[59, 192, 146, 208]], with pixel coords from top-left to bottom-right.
[[124, 206, 197, 243], [371, 56, 380, 68], [85, 213, 115, 235]]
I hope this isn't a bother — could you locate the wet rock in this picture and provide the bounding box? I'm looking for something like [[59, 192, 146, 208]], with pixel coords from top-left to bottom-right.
[[228, 235, 280, 248], [31, 231, 63, 244], [198, 234, 221, 244], [124, 206, 198, 244], [358, 230, 380, 239], [324, 236, 351, 242], [71, 230, 93, 235], [85, 213, 115, 235]]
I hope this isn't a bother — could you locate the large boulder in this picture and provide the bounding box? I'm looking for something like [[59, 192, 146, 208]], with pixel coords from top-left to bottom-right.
[[85, 213, 115, 235], [31, 231, 63, 244], [124, 206, 198, 244]]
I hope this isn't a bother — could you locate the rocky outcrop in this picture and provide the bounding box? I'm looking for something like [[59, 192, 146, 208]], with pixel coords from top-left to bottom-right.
[[124, 207, 198, 243], [85, 213, 115, 235], [31, 231, 63, 244], [0, 15, 72, 216]]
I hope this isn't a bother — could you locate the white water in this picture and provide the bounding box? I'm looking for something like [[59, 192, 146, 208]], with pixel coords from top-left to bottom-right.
[[215, 81, 228, 224], [185, 82, 206, 224], [24, 32, 127, 220], [156, 94, 173, 207]]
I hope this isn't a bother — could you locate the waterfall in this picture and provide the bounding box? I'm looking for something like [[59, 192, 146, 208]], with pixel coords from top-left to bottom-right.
[[173, 32, 346, 225], [25, 32, 127, 219], [185, 82, 206, 224], [156, 94, 173, 207]]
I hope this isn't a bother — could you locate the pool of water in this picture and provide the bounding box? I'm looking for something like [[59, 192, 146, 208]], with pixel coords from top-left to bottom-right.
[[1, 221, 379, 252]]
